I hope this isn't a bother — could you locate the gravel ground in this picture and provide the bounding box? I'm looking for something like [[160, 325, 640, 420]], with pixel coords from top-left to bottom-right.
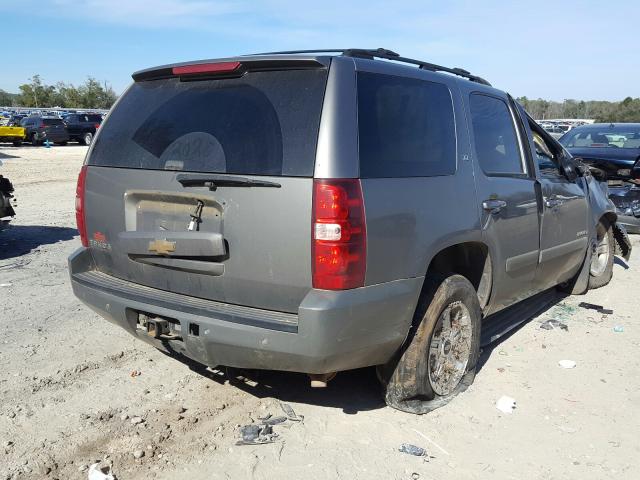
[[1, 144, 639, 480]]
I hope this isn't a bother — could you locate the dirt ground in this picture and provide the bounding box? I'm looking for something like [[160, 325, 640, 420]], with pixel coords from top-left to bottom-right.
[[1, 144, 639, 480]]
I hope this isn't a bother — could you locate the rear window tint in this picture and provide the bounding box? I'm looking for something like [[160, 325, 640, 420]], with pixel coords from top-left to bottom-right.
[[357, 72, 456, 178], [43, 118, 64, 126], [88, 69, 328, 176]]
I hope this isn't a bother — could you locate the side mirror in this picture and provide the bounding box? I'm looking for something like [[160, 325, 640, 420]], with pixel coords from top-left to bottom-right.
[[560, 155, 578, 182]]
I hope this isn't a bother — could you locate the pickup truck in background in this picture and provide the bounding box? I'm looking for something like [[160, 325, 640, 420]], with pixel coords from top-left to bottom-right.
[[0, 125, 25, 146], [62, 113, 102, 145]]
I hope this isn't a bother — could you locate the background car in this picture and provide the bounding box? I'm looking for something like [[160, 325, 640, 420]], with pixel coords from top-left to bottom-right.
[[20, 116, 70, 145], [559, 123, 640, 233], [559, 123, 640, 180], [62, 113, 102, 145]]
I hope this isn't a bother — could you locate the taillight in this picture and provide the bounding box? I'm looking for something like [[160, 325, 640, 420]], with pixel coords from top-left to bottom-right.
[[75, 165, 88, 247], [94, 123, 100, 129], [312, 179, 366, 290]]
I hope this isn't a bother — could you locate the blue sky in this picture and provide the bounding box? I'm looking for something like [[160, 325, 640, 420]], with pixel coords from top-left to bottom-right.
[[2, 0, 638, 101]]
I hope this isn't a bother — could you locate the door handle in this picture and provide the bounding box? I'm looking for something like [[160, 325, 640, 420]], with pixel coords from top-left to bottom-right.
[[482, 199, 507, 214], [544, 197, 563, 208]]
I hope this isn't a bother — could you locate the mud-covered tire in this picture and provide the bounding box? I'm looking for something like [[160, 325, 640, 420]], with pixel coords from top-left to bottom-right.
[[378, 274, 481, 414], [588, 219, 614, 289]]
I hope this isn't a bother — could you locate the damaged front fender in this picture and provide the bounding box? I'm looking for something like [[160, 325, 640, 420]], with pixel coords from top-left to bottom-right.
[[613, 223, 632, 261]]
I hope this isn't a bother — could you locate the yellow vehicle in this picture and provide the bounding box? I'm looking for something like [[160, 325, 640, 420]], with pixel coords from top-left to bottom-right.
[[0, 125, 26, 146]]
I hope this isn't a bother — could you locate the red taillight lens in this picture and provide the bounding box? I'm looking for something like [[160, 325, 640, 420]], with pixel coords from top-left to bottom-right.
[[312, 179, 366, 290], [75, 165, 88, 247], [172, 61, 241, 76], [94, 123, 100, 129]]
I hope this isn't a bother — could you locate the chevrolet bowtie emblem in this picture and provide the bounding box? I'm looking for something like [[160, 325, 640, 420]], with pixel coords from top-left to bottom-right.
[[148, 239, 176, 255]]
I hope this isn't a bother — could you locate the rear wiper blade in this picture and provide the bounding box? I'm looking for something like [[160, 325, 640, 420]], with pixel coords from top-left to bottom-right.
[[176, 174, 281, 190]]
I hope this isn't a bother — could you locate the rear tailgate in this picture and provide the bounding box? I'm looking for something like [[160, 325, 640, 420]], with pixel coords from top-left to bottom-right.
[[0, 126, 25, 139], [83, 62, 329, 313]]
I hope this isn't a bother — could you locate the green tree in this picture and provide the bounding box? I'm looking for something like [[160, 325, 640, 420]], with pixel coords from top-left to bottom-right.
[[0, 89, 14, 106], [18, 75, 57, 107]]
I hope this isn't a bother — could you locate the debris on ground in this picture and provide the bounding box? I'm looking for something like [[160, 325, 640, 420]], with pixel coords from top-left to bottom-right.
[[236, 424, 278, 445], [558, 360, 577, 369], [399, 443, 427, 457], [578, 302, 614, 315], [130, 370, 142, 377], [262, 415, 287, 426], [613, 325, 624, 333], [87, 462, 115, 480], [540, 319, 568, 331], [554, 304, 577, 320], [495, 396, 517, 414], [280, 402, 304, 422]]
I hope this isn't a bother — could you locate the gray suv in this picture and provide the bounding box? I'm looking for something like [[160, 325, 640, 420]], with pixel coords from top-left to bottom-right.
[[69, 48, 630, 413]]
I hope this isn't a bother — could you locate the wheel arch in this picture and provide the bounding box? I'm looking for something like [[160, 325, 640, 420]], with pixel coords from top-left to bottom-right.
[[425, 241, 492, 309]]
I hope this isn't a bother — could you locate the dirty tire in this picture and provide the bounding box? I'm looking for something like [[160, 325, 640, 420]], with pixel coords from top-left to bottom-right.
[[82, 132, 93, 145], [588, 219, 614, 289], [378, 274, 481, 414]]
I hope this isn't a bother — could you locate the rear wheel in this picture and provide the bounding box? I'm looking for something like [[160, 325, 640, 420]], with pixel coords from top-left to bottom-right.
[[588, 219, 614, 289], [81, 132, 93, 145], [378, 274, 481, 414], [31, 134, 40, 146]]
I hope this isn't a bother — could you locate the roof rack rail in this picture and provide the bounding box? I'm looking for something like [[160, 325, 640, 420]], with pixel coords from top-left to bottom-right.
[[249, 48, 491, 86]]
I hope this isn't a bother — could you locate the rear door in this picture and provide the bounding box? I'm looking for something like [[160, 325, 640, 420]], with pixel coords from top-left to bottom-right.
[[65, 115, 79, 135], [465, 91, 541, 313], [83, 61, 329, 313]]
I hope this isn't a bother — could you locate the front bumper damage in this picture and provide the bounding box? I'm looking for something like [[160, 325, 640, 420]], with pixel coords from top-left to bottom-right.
[[609, 184, 640, 235]]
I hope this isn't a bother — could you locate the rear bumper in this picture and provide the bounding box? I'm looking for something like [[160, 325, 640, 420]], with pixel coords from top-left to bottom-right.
[[42, 132, 69, 142], [68, 248, 423, 374]]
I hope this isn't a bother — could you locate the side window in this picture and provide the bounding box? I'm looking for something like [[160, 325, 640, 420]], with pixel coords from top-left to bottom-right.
[[532, 132, 558, 174], [357, 72, 457, 178], [469, 94, 524, 175]]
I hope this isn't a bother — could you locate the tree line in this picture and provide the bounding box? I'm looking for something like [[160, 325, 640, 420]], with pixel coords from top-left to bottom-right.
[[0, 75, 117, 109], [1, 75, 639, 122], [516, 96, 640, 123]]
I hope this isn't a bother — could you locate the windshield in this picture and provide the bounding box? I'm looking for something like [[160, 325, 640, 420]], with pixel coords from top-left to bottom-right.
[[88, 69, 328, 177], [560, 125, 640, 149]]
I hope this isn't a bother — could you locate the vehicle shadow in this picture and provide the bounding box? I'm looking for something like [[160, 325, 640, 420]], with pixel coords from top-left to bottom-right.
[[614, 256, 629, 270], [477, 289, 567, 372], [0, 150, 20, 159], [164, 348, 385, 414], [0, 225, 77, 260], [161, 282, 608, 414]]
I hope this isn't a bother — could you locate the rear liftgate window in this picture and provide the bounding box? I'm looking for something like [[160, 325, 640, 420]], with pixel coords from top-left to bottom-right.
[[88, 69, 328, 176], [357, 72, 457, 178]]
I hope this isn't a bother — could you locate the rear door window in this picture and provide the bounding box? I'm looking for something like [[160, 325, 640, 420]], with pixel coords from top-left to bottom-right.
[[357, 72, 456, 178], [88, 69, 328, 177], [469, 94, 524, 175]]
